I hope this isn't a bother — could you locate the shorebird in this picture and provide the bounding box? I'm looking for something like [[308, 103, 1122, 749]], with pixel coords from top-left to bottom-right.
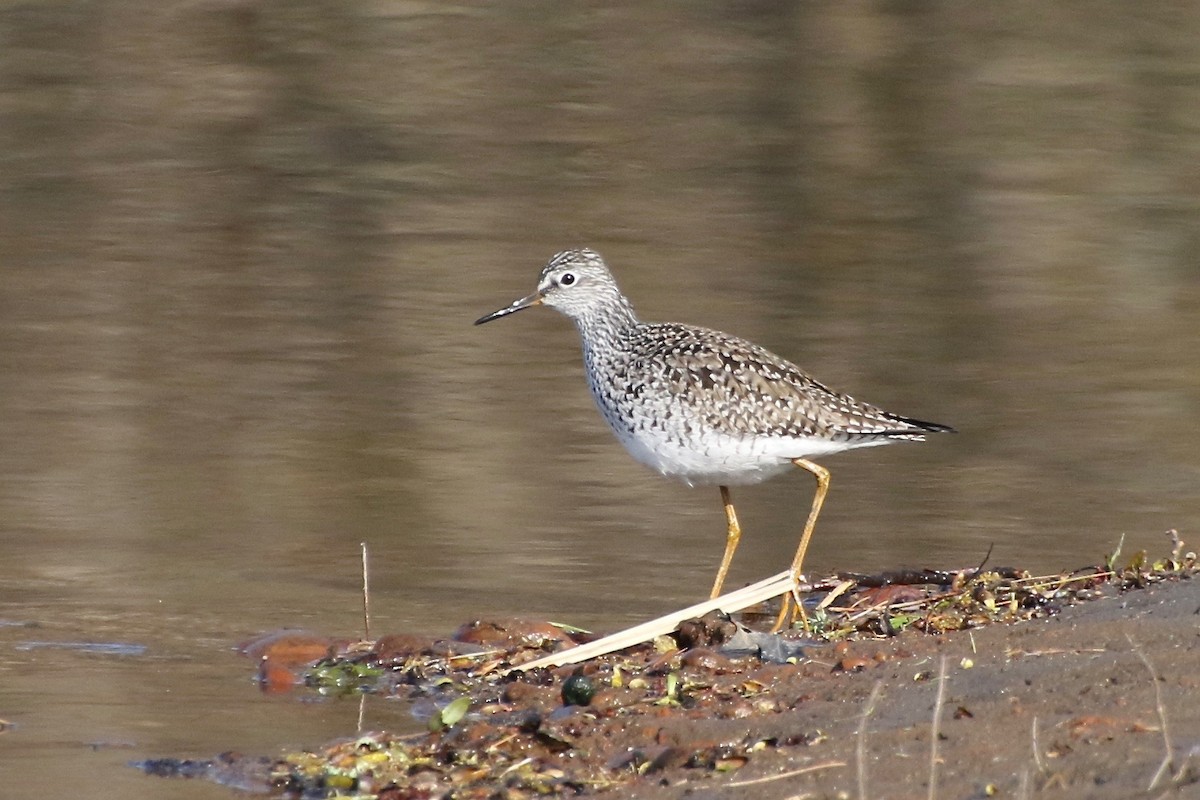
[[476, 248, 953, 608]]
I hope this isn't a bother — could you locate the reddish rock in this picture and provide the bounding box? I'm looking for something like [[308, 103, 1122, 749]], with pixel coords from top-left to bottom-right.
[[238, 630, 336, 667], [680, 647, 734, 672], [373, 634, 437, 662], [453, 619, 572, 650]]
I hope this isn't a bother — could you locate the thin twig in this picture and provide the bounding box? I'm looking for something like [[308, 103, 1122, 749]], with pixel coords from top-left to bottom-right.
[[361, 542, 371, 641], [725, 760, 846, 787], [928, 655, 948, 800], [839, 590, 960, 625], [498, 756, 534, 777], [1006, 647, 1107, 658], [357, 692, 366, 734], [857, 681, 884, 800], [963, 543, 995, 584], [1127, 634, 1174, 791], [816, 579, 856, 612], [1006, 570, 1115, 587]]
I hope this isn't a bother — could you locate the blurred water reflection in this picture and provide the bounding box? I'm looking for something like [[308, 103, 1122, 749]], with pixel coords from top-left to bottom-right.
[[1, 3, 1198, 796]]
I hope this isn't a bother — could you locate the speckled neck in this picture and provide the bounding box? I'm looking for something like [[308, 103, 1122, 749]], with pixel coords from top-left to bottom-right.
[[571, 290, 640, 353]]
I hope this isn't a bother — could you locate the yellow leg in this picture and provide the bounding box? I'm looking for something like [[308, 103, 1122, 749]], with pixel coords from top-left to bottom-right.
[[788, 458, 830, 580], [710, 485, 741, 599], [772, 458, 831, 631]]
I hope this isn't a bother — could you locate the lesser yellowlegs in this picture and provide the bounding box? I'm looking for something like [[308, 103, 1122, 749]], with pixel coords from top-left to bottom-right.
[[476, 249, 953, 604]]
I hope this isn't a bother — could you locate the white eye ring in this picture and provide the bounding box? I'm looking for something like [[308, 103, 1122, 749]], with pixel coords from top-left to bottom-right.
[[560, 272, 576, 286]]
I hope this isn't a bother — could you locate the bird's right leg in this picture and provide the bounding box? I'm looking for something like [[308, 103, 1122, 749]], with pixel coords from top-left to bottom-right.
[[709, 485, 742, 599]]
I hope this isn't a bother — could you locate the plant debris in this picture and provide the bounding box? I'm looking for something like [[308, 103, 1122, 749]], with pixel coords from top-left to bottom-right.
[[136, 535, 1197, 798]]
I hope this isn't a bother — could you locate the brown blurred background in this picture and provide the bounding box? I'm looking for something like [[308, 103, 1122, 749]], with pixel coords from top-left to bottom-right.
[[1, 3, 1197, 795]]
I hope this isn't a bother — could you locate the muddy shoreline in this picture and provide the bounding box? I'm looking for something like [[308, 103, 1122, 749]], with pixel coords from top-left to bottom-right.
[[139, 563, 1199, 799]]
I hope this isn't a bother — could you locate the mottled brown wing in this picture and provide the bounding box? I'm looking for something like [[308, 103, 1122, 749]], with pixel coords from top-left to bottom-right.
[[640, 323, 942, 441]]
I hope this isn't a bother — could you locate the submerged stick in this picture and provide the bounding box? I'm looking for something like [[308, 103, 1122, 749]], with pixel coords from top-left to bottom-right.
[[361, 542, 372, 641]]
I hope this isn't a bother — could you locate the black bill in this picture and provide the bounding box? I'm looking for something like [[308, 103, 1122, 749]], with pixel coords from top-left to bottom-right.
[[474, 292, 543, 325]]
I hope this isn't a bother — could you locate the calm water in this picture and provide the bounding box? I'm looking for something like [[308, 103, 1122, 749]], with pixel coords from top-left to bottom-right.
[[2, 2, 1198, 796]]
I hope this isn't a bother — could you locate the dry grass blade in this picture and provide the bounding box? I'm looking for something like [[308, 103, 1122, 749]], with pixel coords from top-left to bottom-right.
[[928, 655, 948, 800], [514, 571, 803, 671], [724, 760, 846, 788], [1031, 716, 1045, 774], [1127, 634, 1174, 791], [857, 680, 884, 800]]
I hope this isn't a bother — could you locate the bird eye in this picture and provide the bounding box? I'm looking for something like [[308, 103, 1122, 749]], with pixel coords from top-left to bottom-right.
[[560, 272, 576, 286]]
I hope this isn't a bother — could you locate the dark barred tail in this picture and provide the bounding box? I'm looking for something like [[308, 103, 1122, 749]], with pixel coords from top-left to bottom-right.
[[881, 412, 956, 438]]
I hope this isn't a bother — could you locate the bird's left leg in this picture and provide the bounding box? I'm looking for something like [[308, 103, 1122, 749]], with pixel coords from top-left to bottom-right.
[[772, 458, 830, 631]]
